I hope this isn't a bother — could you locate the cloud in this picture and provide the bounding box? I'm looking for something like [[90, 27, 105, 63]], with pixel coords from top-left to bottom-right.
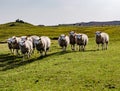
[[0, 0, 120, 25]]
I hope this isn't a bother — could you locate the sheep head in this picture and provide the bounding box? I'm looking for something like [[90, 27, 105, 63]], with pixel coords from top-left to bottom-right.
[[21, 36, 27, 41], [76, 34, 82, 39], [69, 31, 75, 37], [34, 37, 42, 45], [95, 31, 102, 37], [7, 38, 12, 44], [11, 36, 17, 44], [60, 34, 66, 41], [19, 40, 26, 47]]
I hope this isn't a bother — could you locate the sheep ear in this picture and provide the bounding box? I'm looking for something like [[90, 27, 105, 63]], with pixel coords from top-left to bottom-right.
[[74, 33, 76, 35], [26, 36, 28, 40], [80, 34, 82, 36], [39, 37, 41, 40], [95, 31, 99, 34]]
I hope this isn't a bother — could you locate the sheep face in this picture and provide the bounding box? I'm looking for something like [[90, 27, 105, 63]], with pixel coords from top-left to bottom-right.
[[11, 36, 17, 44], [34, 37, 42, 45], [76, 34, 82, 39], [60, 35, 66, 41], [19, 41, 25, 47], [69, 31, 75, 37], [7, 38, 12, 44], [95, 31, 102, 37], [21, 36, 27, 41]]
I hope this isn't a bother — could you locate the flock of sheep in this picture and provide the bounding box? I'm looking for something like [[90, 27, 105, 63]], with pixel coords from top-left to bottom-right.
[[7, 31, 109, 61]]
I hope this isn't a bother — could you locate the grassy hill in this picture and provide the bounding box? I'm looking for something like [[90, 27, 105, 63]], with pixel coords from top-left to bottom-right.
[[0, 22, 120, 91], [0, 22, 120, 41]]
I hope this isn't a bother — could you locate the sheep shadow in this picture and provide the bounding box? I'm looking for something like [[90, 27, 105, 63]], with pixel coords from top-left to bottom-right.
[[0, 51, 72, 71], [37, 50, 72, 60], [0, 49, 97, 71]]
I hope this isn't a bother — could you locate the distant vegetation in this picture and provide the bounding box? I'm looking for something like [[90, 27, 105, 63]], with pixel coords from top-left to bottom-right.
[[0, 21, 120, 42], [59, 21, 120, 26]]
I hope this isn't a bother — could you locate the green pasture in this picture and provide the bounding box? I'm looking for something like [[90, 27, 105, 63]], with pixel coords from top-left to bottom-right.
[[0, 22, 120, 91]]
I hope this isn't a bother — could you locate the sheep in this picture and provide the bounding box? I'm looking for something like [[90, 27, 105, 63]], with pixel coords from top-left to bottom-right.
[[21, 35, 39, 53], [19, 40, 33, 61], [11, 36, 21, 55], [30, 35, 39, 52], [58, 34, 69, 51], [76, 33, 88, 51], [69, 31, 76, 50], [21, 36, 28, 41], [7, 38, 14, 53], [95, 31, 109, 50], [34, 36, 51, 57]]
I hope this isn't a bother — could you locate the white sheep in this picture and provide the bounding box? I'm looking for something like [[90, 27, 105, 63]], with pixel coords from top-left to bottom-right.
[[11, 36, 21, 55], [58, 34, 69, 51], [19, 40, 33, 61], [34, 36, 51, 56], [30, 35, 39, 52], [95, 31, 109, 50], [21, 36, 28, 41], [76, 33, 88, 51], [21, 35, 40, 53], [7, 38, 14, 53], [69, 31, 76, 50]]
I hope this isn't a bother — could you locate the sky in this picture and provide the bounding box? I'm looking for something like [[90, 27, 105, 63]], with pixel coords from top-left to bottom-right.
[[0, 0, 120, 25]]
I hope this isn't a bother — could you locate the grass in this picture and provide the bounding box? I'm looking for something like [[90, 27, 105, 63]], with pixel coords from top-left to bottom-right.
[[0, 22, 120, 91]]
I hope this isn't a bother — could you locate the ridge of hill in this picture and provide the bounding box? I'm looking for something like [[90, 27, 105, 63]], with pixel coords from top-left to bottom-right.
[[59, 21, 120, 26]]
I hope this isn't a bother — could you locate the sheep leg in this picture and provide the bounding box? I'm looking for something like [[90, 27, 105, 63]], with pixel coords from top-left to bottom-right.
[[16, 49, 18, 55], [23, 54, 25, 61], [12, 49, 14, 54], [27, 52, 30, 58], [80, 45, 82, 51], [73, 44, 75, 51], [74, 44, 76, 51], [73, 45, 75, 50], [83, 45, 85, 51], [12, 49, 15, 54], [81, 45, 83, 51], [63, 46, 66, 51], [72, 45, 75, 50], [16, 49, 20, 55], [79, 45, 80, 51], [71, 45, 74, 50], [106, 43, 108, 50], [97, 44, 100, 50], [45, 51, 47, 56], [102, 43, 104, 50], [71, 45, 73, 50], [40, 51, 43, 56], [30, 49, 33, 56], [10, 49, 13, 54], [63, 47, 65, 51], [81, 45, 84, 51], [62, 47, 64, 51]]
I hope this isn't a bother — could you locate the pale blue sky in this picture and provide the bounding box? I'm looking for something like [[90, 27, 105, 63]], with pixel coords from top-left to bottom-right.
[[0, 0, 120, 25]]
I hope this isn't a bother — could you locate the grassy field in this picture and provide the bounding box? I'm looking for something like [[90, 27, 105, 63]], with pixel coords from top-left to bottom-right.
[[0, 22, 120, 91]]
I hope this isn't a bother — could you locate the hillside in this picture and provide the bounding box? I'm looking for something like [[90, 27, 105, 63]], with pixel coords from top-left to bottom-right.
[[0, 21, 120, 42]]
